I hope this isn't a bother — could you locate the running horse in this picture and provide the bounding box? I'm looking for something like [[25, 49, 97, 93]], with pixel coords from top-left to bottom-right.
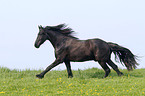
[[34, 24, 138, 79]]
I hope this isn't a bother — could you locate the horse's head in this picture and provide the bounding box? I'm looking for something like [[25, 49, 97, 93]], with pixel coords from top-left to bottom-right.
[[34, 25, 48, 48], [34, 24, 78, 48]]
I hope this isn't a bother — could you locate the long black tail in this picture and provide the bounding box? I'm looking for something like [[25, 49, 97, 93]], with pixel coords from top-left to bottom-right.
[[108, 42, 139, 71]]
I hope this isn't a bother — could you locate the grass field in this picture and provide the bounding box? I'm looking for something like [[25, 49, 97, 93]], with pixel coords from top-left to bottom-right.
[[0, 67, 145, 96]]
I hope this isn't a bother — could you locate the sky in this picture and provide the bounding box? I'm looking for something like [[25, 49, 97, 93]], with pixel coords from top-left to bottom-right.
[[0, 0, 145, 71]]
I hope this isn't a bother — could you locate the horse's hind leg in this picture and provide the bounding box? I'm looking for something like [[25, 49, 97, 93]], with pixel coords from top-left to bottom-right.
[[107, 59, 123, 76], [98, 61, 111, 78], [65, 61, 73, 78]]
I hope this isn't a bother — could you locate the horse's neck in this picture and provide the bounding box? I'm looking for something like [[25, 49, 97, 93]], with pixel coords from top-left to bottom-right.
[[48, 32, 67, 48]]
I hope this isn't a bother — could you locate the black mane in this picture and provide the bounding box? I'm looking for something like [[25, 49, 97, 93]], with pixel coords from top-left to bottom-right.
[[45, 24, 78, 39]]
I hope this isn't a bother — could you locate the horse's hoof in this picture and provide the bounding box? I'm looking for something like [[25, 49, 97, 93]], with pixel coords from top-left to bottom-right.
[[103, 76, 107, 79], [36, 74, 44, 79], [118, 72, 124, 76], [68, 75, 73, 78]]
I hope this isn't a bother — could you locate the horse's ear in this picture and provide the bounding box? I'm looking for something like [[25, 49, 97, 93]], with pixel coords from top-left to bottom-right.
[[38, 25, 43, 29]]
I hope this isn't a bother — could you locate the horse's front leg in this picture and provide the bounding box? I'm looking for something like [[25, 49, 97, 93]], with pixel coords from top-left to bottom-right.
[[36, 59, 62, 79], [65, 61, 73, 78]]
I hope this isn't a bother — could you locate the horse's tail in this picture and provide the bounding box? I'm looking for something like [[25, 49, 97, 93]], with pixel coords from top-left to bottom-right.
[[108, 42, 139, 71]]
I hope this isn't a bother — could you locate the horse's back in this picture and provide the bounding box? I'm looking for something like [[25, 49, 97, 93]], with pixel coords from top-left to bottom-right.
[[66, 38, 111, 61], [65, 39, 94, 61]]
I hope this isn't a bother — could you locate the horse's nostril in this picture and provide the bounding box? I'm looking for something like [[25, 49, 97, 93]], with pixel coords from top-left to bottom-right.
[[34, 43, 39, 48]]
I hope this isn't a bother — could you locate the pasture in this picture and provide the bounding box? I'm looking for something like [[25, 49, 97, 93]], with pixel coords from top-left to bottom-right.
[[0, 67, 145, 96]]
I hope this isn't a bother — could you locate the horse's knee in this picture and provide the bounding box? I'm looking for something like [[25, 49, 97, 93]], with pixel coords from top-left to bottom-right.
[[113, 64, 118, 69], [106, 68, 111, 73]]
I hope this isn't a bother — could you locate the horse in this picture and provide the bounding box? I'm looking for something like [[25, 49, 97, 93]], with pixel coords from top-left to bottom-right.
[[34, 24, 139, 79]]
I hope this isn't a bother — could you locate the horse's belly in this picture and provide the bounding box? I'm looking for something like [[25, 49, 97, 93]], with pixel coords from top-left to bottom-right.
[[67, 41, 94, 61], [68, 52, 94, 62]]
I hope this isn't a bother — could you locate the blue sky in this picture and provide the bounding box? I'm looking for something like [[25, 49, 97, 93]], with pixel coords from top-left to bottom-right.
[[0, 0, 145, 70]]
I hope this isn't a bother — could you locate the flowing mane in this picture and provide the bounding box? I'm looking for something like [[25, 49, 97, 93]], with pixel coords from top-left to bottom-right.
[[45, 24, 78, 39]]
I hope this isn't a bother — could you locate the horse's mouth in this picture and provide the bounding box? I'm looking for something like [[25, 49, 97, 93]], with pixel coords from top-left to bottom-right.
[[34, 41, 40, 48]]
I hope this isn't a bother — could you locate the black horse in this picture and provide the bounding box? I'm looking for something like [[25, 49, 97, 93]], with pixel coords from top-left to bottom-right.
[[34, 24, 138, 79]]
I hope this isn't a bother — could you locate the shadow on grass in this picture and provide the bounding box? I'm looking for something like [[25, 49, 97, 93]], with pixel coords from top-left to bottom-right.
[[75, 68, 144, 79]]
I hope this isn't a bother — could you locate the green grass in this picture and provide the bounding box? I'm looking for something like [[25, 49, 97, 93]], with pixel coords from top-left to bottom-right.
[[0, 67, 145, 96]]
